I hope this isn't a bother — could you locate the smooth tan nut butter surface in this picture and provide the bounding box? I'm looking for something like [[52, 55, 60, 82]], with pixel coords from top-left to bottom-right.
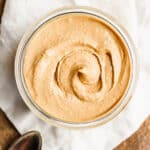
[[23, 13, 131, 122]]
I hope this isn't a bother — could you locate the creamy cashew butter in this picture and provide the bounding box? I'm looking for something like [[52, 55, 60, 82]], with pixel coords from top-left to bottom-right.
[[23, 13, 131, 122]]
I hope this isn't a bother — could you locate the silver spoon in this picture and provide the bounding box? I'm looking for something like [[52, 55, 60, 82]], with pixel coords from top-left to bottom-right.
[[9, 131, 42, 150]]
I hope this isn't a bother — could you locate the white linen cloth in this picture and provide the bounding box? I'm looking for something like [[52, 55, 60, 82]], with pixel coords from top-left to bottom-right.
[[0, 0, 150, 149]]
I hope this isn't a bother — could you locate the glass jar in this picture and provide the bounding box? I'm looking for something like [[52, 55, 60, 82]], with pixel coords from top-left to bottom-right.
[[15, 6, 138, 128]]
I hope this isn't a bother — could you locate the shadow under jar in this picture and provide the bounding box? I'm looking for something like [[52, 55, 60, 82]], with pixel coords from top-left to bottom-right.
[[15, 7, 138, 128]]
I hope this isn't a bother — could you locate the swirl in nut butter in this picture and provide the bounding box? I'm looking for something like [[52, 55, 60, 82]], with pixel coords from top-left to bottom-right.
[[23, 13, 131, 122]]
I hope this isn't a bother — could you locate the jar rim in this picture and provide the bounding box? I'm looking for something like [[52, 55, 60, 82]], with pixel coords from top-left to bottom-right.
[[15, 6, 138, 128]]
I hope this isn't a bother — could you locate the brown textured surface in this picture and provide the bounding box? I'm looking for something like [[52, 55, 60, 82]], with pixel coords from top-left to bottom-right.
[[0, 0, 5, 19], [0, 109, 20, 150], [114, 116, 150, 150]]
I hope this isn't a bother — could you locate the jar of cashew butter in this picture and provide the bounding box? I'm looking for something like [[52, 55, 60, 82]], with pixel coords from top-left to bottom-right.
[[15, 7, 138, 128]]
